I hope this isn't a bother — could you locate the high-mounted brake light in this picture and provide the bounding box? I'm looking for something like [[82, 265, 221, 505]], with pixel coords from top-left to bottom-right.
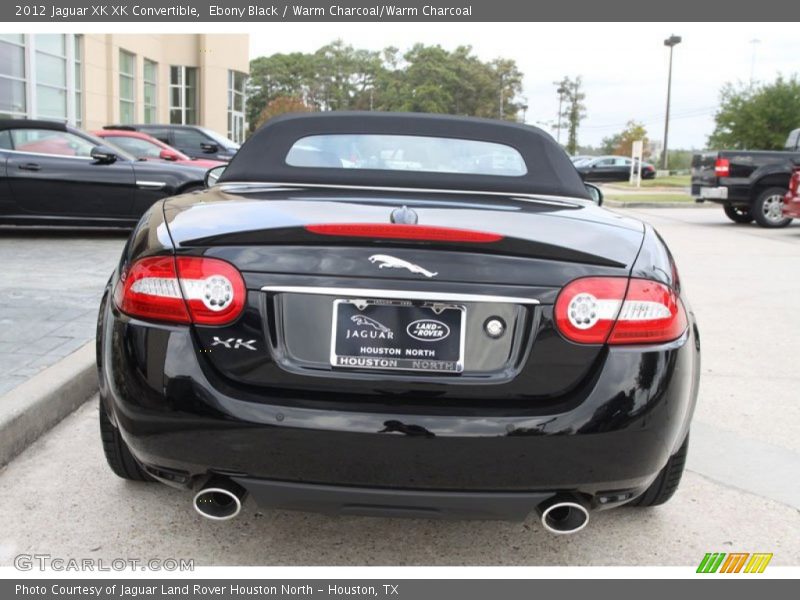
[[114, 256, 246, 325], [305, 223, 503, 243], [554, 277, 687, 345], [714, 158, 730, 177]]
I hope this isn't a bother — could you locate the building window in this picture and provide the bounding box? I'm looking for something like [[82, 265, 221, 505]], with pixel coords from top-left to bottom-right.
[[143, 59, 158, 124], [119, 50, 136, 124], [227, 70, 247, 144], [1, 34, 82, 124], [0, 34, 27, 119], [35, 34, 68, 121], [169, 65, 197, 125], [74, 35, 82, 127]]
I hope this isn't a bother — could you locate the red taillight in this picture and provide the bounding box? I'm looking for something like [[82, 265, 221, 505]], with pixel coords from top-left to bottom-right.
[[789, 170, 800, 196], [554, 277, 687, 345], [305, 223, 503, 243], [114, 256, 246, 325], [714, 158, 730, 177]]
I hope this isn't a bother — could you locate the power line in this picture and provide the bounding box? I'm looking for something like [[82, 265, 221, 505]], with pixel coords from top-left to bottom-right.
[[580, 106, 717, 131]]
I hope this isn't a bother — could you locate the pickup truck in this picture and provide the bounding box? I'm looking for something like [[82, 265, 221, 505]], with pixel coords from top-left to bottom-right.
[[691, 128, 800, 227]]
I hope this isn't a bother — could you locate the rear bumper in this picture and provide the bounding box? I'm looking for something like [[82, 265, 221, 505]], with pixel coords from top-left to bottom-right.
[[692, 181, 750, 205], [98, 301, 700, 509], [234, 478, 556, 520], [697, 186, 728, 200]]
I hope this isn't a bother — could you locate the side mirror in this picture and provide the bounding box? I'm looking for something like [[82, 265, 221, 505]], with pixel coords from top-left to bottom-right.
[[585, 183, 603, 206], [200, 142, 219, 154], [159, 149, 179, 161], [90, 145, 118, 164], [204, 165, 226, 188]]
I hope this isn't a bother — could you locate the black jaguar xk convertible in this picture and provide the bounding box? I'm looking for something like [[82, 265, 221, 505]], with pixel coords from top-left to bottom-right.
[[97, 113, 700, 534]]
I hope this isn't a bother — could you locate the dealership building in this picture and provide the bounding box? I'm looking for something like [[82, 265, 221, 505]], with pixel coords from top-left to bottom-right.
[[0, 33, 249, 143]]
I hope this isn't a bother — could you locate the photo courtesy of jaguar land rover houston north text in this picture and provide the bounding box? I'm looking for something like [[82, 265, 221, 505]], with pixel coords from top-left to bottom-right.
[[97, 113, 700, 534]]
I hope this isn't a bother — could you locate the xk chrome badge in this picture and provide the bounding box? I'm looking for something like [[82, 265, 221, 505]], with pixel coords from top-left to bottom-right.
[[368, 254, 438, 278], [211, 337, 257, 350]]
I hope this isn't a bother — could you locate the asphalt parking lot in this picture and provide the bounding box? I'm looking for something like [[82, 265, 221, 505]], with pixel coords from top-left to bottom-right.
[[0, 208, 798, 566]]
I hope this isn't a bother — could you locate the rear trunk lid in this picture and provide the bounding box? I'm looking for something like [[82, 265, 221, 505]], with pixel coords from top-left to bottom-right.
[[163, 187, 645, 406]]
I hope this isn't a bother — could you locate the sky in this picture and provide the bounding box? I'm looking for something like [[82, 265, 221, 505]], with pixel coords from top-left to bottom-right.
[[249, 22, 800, 150]]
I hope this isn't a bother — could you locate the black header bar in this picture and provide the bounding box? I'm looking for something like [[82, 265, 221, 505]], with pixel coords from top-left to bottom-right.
[[1, 0, 788, 22]]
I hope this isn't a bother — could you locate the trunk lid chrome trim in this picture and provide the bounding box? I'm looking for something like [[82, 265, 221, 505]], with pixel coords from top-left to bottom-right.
[[261, 285, 540, 305]]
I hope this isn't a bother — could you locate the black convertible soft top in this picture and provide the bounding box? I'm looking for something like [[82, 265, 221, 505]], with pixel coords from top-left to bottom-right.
[[219, 112, 590, 200]]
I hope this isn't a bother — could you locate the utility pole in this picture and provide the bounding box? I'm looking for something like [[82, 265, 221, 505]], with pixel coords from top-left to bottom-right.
[[519, 97, 529, 123], [661, 34, 682, 171], [749, 38, 761, 87]]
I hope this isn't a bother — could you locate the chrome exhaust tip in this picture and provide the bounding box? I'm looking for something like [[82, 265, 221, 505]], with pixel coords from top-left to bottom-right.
[[193, 477, 247, 521], [538, 498, 590, 535]]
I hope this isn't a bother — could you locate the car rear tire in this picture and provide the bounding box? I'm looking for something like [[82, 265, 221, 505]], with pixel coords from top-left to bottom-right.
[[99, 403, 154, 482], [752, 187, 792, 228], [628, 434, 689, 507], [723, 204, 754, 224]]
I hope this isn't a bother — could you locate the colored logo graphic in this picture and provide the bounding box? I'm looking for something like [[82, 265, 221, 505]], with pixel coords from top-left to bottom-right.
[[697, 552, 773, 573]]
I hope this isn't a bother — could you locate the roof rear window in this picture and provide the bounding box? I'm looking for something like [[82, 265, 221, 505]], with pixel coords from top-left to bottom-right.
[[285, 134, 527, 177]]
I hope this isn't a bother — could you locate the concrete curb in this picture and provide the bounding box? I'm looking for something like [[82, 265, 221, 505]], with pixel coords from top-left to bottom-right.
[[605, 200, 714, 209], [0, 341, 97, 468]]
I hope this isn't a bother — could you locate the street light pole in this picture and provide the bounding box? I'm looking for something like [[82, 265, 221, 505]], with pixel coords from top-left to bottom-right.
[[661, 34, 681, 171], [749, 38, 761, 87], [520, 97, 529, 124]]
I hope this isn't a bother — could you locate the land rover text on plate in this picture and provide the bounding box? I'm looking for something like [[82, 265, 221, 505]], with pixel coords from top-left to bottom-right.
[[97, 113, 700, 534]]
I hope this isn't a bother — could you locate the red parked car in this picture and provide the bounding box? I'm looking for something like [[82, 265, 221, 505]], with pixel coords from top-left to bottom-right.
[[92, 129, 225, 169], [783, 166, 800, 220]]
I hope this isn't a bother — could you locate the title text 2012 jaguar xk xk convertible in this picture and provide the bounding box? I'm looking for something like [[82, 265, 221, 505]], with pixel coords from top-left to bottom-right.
[[97, 113, 700, 534]]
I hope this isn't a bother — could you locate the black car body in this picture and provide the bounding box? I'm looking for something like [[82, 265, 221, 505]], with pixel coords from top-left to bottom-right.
[[0, 120, 208, 227], [98, 113, 700, 532], [576, 155, 656, 182], [104, 124, 239, 162], [691, 129, 800, 227]]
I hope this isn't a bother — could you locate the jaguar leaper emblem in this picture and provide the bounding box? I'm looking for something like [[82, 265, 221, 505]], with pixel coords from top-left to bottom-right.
[[368, 254, 438, 278], [350, 315, 392, 334]]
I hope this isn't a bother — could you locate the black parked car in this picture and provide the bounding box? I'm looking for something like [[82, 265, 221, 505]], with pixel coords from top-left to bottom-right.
[[576, 155, 656, 181], [98, 113, 700, 533], [104, 124, 239, 162], [0, 120, 208, 227]]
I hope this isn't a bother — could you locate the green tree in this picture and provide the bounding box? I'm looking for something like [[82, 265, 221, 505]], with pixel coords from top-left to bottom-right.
[[253, 96, 311, 129], [312, 40, 384, 111], [557, 76, 587, 154], [247, 52, 316, 129], [491, 57, 524, 121], [246, 41, 527, 128], [393, 44, 459, 113], [601, 120, 649, 157], [708, 75, 800, 150], [599, 133, 621, 155], [666, 149, 693, 171]]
